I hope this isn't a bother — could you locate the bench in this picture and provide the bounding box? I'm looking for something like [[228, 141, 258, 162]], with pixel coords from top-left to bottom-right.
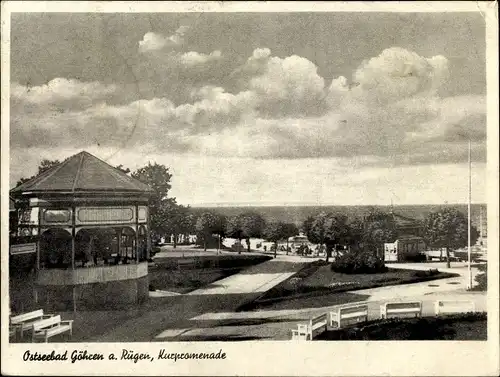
[[291, 313, 328, 340], [10, 309, 55, 338], [9, 326, 17, 339], [330, 304, 369, 329], [380, 301, 422, 319], [434, 300, 475, 315], [32, 315, 73, 343]]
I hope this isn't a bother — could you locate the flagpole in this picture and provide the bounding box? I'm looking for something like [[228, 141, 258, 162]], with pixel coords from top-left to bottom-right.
[[467, 140, 472, 289]]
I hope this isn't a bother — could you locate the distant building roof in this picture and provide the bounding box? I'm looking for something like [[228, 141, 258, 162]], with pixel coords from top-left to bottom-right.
[[10, 151, 153, 196]]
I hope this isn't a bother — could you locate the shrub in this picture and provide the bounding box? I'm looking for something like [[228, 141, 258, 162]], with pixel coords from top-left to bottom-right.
[[472, 263, 487, 291], [403, 253, 427, 262], [331, 250, 387, 274], [414, 268, 440, 278]]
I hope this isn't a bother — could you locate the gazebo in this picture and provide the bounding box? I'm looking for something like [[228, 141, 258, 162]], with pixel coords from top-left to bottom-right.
[[9, 151, 153, 311]]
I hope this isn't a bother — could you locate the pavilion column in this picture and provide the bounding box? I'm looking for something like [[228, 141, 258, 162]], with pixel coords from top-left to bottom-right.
[[135, 205, 140, 263], [71, 205, 76, 270], [146, 207, 151, 260], [117, 228, 122, 262]]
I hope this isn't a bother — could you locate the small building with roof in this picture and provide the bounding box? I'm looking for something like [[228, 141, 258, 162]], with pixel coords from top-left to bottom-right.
[[9, 151, 153, 311], [383, 211, 425, 262]]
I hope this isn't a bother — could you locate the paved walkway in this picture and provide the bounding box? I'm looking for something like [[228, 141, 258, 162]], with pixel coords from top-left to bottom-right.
[[154, 261, 487, 341], [74, 258, 486, 342], [155, 291, 487, 341]]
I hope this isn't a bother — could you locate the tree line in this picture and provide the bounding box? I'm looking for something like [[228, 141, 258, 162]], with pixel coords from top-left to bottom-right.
[[15, 159, 478, 266]]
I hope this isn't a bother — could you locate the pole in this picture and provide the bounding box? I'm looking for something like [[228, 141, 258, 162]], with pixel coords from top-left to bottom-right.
[[467, 140, 472, 289], [480, 206, 483, 245]]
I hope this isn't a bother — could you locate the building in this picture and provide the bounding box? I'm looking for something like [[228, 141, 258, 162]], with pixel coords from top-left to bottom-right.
[[384, 236, 426, 262], [384, 212, 425, 262], [9, 151, 153, 312]]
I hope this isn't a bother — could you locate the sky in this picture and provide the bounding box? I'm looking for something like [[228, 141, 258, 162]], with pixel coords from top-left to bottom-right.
[[9, 12, 487, 206]]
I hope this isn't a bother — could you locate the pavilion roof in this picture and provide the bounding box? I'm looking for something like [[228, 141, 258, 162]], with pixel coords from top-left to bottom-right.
[[10, 151, 153, 196]]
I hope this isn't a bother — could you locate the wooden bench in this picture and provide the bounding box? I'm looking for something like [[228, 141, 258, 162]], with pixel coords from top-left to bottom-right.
[[291, 313, 328, 340], [32, 315, 73, 343], [10, 309, 55, 338], [434, 300, 475, 315], [330, 304, 369, 328], [380, 301, 422, 319]]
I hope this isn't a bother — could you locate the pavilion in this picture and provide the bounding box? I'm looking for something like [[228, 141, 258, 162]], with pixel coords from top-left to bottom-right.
[[9, 151, 153, 311]]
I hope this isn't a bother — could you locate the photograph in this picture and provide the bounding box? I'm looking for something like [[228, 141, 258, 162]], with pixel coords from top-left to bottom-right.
[[2, 1, 499, 376]]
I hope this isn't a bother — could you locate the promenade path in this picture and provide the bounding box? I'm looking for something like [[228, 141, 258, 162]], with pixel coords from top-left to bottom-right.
[[79, 255, 305, 342], [72, 255, 486, 342], [154, 261, 487, 341]]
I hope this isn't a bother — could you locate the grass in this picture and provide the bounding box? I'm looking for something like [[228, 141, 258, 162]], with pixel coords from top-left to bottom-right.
[[241, 261, 458, 310], [316, 312, 487, 340], [148, 268, 241, 293], [149, 254, 275, 293]]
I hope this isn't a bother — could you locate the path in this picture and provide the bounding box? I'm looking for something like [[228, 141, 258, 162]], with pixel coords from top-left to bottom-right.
[[154, 261, 487, 341], [70, 259, 486, 342], [78, 256, 305, 342]]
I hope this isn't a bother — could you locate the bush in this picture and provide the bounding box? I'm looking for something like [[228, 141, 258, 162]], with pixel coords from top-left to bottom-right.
[[414, 268, 440, 278], [472, 263, 487, 291], [331, 250, 387, 274], [403, 253, 427, 262], [151, 246, 161, 257]]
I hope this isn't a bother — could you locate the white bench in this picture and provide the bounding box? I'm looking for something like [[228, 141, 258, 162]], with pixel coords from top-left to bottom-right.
[[330, 304, 369, 328], [380, 301, 422, 319], [32, 315, 73, 343], [291, 313, 328, 340], [10, 309, 55, 338], [434, 300, 475, 315]]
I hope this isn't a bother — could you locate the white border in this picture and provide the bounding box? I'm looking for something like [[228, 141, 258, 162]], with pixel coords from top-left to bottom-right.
[[1, 2, 499, 376]]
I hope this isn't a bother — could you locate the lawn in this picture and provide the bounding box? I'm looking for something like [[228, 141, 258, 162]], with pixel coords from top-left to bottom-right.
[[148, 268, 240, 293], [316, 312, 487, 340], [149, 254, 273, 293], [242, 261, 458, 310]]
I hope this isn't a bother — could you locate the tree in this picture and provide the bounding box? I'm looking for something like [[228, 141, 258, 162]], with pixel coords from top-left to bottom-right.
[[131, 162, 172, 205], [195, 212, 219, 251], [422, 208, 479, 268], [263, 222, 287, 258], [362, 209, 396, 257], [282, 223, 299, 254], [160, 203, 190, 247], [323, 214, 352, 262], [226, 212, 266, 253], [302, 216, 315, 236], [131, 163, 174, 243], [115, 164, 131, 174], [212, 213, 227, 252], [306, 212, 352, 263], [16, 159, 61, 187], [305, 212, 328, 251]]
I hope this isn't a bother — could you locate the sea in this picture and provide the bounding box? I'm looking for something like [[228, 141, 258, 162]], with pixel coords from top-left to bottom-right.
[[191, 204, 488, 229]]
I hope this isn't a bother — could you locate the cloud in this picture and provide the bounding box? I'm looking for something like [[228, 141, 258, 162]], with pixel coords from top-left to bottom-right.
[[251, 48, 271, 60], [232, 48, 328, 117], [138, 26, 189, 52], [10, 47, 486, 167], [179, 50, 222, 67], [349, 47, 450, 104], [11, 78, 118, 110]]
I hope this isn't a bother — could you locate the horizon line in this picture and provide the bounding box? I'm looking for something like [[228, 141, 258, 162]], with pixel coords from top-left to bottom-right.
[[189, 202, 487, 208]]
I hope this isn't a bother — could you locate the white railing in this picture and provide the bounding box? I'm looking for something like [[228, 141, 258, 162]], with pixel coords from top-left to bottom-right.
[[37, 262, 148, 285]]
